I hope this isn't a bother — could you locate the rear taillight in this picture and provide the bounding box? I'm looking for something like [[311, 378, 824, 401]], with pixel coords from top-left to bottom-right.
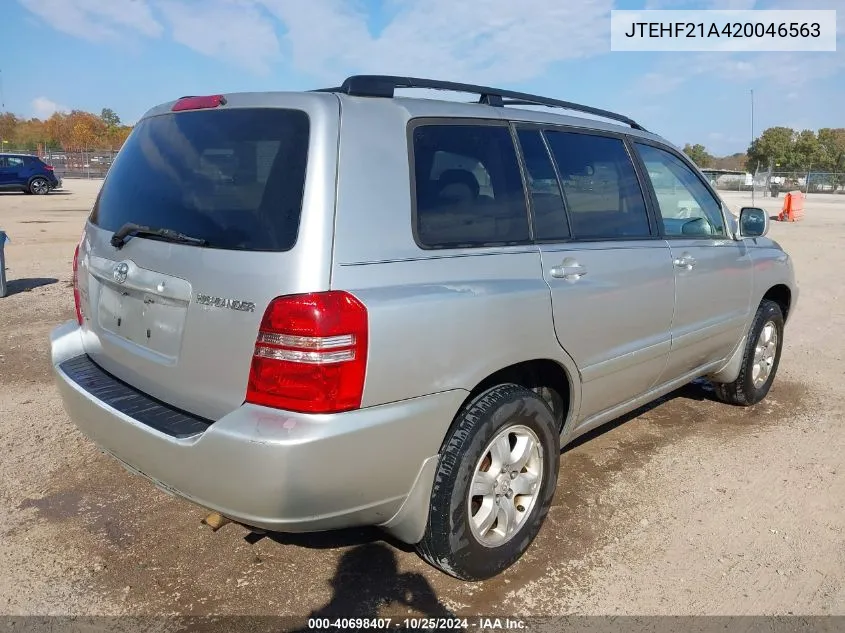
[[245, 291, 369, 414], [44, 164, 54, 171], [72, 243, 83, 325]]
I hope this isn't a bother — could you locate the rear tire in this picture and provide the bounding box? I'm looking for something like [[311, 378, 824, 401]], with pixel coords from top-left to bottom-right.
[[29, 177, 50, 195], [416, 384, 559, 581], [714, 299, 784, 406]]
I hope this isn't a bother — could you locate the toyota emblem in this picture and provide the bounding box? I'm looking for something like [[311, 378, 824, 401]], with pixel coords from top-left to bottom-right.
[[113, 262, 129, 284]]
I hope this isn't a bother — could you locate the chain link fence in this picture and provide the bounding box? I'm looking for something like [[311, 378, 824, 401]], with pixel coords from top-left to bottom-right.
[[5, 148, 118, 179], [9, 147, 845, 198], [708, 168, 845, 197]]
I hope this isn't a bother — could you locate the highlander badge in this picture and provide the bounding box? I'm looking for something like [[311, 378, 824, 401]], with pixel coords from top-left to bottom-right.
[[196, 293, 255, 313]]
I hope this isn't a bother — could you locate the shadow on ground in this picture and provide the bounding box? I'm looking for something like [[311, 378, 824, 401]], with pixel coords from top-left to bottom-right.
[[284, 543, 456, 632], [2, 277, 58, 296], [562, 378, 718, 453], [0, 190, 72, 196]]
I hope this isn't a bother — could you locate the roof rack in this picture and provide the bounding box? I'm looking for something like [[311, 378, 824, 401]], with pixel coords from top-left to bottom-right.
[[314, 75, 646, 131]]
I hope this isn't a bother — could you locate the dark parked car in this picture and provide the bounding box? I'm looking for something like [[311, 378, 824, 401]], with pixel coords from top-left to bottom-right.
[[0, 153, 62, 194]]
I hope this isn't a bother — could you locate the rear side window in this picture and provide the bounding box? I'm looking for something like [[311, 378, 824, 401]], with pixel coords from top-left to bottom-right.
[[90, 108, 310, 252], [544, 131, 651, 240], [412, 124, 529, 249], [516, 129, 569, 241]]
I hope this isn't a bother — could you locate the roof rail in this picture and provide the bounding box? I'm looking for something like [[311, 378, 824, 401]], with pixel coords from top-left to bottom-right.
[[314, 75, 646, 131]]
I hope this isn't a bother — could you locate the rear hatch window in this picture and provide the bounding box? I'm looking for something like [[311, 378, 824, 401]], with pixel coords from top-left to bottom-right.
[[89, 108, 310, 252]]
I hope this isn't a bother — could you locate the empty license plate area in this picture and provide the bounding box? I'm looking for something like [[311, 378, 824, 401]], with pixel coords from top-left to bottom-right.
[[88, 256, 192, 360]]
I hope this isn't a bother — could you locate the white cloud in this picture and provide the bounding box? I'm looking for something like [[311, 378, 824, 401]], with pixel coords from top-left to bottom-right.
[[20, 0, 614, 83], [18, 0, 163, 42], [17, 0, 843, 95], [258, 0, 613, 83], [154, 0, 282, 74], [631, 45, 845, 97], [32, 97, 69, 119]]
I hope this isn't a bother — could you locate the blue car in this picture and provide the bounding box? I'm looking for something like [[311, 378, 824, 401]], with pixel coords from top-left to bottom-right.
[[0, 153, 62, 195]]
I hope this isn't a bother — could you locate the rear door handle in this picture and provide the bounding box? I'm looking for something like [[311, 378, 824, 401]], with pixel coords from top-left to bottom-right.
[[550, 263, 587, 280], [673, 254, 696, 270]]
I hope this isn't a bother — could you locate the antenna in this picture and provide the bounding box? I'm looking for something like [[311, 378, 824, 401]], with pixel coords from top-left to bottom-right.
[[750, 88, 755, 206]]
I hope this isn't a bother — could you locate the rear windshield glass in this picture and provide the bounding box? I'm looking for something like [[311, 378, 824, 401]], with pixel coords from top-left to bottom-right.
[[89, 108, 310, 252]]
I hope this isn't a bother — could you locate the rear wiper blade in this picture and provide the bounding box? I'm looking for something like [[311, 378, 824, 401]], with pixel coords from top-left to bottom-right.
[[111, 223, 209, 249]]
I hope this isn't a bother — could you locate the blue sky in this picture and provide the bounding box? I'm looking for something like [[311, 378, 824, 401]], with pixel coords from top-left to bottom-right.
[[1, 0, 842, 156]]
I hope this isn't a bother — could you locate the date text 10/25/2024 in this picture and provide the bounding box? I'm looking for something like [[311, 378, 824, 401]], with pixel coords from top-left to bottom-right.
[[307, 617, 526, 630]]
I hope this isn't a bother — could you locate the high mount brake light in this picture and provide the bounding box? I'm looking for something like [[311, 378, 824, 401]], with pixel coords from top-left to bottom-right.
[[171, 95, 227, 112], [245, 291, 369, 414]]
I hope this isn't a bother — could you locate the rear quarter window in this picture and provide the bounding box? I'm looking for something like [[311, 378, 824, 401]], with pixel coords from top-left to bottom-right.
[[411, 123, 530, 249], [89, 108, 310, 252]]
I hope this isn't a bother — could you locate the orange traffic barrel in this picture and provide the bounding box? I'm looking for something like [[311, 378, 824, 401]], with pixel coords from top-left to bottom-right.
[[778, 190, 805, 222]]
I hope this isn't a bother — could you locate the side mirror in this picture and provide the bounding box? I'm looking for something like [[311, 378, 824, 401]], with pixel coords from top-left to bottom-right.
[[739, 207, 769, 238]]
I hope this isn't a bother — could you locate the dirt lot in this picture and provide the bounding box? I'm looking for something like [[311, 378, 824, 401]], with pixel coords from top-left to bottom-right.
[[1, 180, 843, 624]]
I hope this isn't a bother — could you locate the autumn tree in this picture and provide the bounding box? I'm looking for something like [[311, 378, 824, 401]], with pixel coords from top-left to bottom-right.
[[99, 108, 133, 150], [107, 125, 133, 148], [12, 118, 49, 150], [1, 106, 132, 152], [67, 110, 107, 151], [45, 112, 73, 150], [0, 112, 17, 148]]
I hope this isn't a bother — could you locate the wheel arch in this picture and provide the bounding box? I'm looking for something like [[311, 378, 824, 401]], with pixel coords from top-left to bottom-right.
[[380, 356, 579, 546], [27, 174, 51, 193], [762, 284, 791, 323], [449, 358, 577, 441], [708, 288, 790, 385]]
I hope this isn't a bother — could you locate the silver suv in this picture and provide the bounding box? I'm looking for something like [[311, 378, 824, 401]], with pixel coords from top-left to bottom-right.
[[50, 76, 797, 581]]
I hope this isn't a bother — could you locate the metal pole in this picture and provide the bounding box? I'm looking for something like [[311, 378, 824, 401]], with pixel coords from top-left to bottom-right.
[[0, 231, 7, 299], [0, 69, 5, 151], [750, 89, 755, 206]]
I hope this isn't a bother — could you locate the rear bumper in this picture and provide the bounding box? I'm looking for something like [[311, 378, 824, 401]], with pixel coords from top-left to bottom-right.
[[50, 320, 464, 541]]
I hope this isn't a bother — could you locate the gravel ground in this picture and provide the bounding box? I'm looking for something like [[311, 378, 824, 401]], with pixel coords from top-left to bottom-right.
[[1, 181, 843, 625]]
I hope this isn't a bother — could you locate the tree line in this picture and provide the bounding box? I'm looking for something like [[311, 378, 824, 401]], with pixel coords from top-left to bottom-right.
[[683, 127, 845, 174], [1, 105, 841, 177], [0, 108, 133, 152]]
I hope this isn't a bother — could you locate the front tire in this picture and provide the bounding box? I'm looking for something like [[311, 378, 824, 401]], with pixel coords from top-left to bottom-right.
[[416, 384, 559, 581], [714, 299, 784, 406]]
